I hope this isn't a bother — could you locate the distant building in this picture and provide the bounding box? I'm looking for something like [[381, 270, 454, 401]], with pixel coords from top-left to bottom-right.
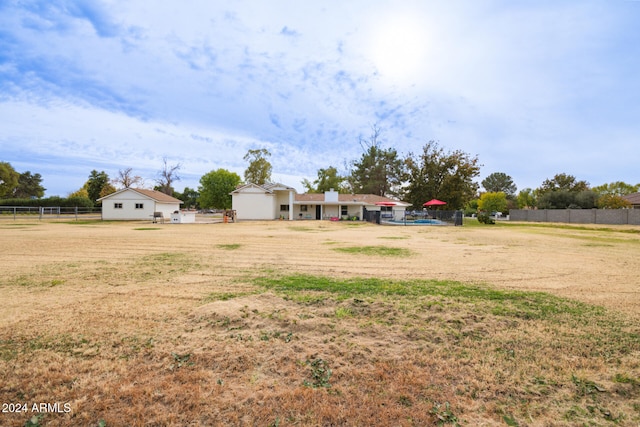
[[231, 183, 409, 221], [622, 192, 640, 209], [98, 188, 182, 221]]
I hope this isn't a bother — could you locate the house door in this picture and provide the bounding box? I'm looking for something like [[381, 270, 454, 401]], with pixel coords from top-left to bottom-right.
[[315, 205, 322, 220]]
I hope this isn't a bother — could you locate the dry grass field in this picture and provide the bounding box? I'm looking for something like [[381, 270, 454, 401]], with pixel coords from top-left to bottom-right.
[[1, 218, 639, 426]]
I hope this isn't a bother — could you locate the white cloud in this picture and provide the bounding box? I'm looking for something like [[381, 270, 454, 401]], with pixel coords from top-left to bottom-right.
[[2, 0, 639, 197]]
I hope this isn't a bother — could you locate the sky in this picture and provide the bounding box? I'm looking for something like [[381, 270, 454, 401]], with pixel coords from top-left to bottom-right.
[[1, 0, 639, 197]]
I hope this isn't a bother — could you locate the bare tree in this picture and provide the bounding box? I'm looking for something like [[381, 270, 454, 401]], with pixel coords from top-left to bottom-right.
[[113, 167, 144, 189], [156, 157, 181, 195]]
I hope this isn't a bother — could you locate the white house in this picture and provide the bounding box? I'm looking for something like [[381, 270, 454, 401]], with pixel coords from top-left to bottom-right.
[[98, 188, 183, 221], [231, 183, 409, 221], [231, 183, 296, 220]]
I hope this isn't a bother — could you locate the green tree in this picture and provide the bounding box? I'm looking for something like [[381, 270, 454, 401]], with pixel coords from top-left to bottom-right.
[[0, 161, 20, 198], [592, 181, 639, 196], [464, 199, 479, 216], [478, 192, 508, 214], [481, 172, 517, 198], [243, 148, 272, 185], [68, 187, 89, 199], [596, 194, 631, 209], [175, 187, 200, 209], [86, 170, 111, 203], [404, 140, 481, 209], [198, 169, 241, 209], [516, 188, 536, 209], [347, 127, 405, 197], [99, 183, 117, 199], [14, 171, 46, 198], [537, 190, 598, 209], [302, 166, 346, 193], [538, 173, 589, 194]]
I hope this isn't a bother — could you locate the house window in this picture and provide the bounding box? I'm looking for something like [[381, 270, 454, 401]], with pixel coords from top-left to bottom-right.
[[341, 205, 348, 216], [280, 204, 290, 211], [135, 203, 144, 209], [114, 203, 123, 209], [300, 205, 308, 212]]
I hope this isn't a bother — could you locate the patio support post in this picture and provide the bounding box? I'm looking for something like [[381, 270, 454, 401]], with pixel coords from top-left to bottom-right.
[[288, 190, 294, 221]]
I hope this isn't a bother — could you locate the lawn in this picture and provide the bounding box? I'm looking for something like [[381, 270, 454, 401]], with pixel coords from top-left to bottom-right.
[[0, 219, 638, 426]]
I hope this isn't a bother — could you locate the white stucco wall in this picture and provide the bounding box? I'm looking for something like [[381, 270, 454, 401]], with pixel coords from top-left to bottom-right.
[[101, 190, 153, 220], [232, 191, 275, 220], [100, 189, 179, 220]]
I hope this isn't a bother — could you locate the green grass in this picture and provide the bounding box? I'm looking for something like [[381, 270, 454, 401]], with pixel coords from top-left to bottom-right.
[[134, 227, 162, 231], [217, 243, 242, 250], [253, 274, 610, 321], [202, 291, 256, 302], [332, 245, 413, 257]]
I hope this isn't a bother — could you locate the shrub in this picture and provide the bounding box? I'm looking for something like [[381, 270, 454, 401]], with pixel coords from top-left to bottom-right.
[[477, 213, 495, 224]]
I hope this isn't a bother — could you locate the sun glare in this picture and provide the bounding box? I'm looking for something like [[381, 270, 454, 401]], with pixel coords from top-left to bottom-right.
[[370, 16, 430, 83]]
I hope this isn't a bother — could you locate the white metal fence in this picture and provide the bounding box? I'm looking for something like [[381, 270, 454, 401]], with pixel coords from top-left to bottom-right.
[[0, 206, 102, 221]]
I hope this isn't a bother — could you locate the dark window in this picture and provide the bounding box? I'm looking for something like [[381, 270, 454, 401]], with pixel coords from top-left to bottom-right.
[[114, 203, 123, 209], [341, 205, 348, 216], [300, 205, 308, 212], [135, 203, 144, 209], [280, 204, 290, 211]]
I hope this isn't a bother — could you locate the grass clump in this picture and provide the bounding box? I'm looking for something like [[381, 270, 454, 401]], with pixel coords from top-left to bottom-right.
[[332, 245, 412, 257], [303, 357, 332, 388], [217, 243, 242, 250]]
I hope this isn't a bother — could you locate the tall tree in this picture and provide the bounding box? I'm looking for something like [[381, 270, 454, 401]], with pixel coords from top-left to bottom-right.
[[347, 126, 404, 197], [14, 171, 46, 198], [538, 173, 589, 194], [481, 172, 517, 198], [478, 192, 508, 214], [0, 161, 20, 198], [175, 187, 200, 209], [156, 157, 181, 195], [516, 188, 536, 209], [302, 166, 346, 193], [596, 194, 631, 209], [592, 181, 639, 196], [537, 190, 598, 209], [86, 170, 111, 203], [198, 168, 241, 209], [113, 167, 144, 189], [404, 140, 481, 209], [243, 148, 272, 185]]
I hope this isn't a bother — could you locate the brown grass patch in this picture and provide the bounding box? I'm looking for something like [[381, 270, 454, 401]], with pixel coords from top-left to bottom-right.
[[0, 220, 639, 426]]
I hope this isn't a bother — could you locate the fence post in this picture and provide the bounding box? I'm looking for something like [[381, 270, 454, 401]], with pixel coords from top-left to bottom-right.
[[13, 207, 16, 220], [75, 206, 78, 221]]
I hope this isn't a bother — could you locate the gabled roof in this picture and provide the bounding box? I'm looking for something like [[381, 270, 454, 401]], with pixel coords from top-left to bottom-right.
[[97, 188, 183, 203], [622, 192, 640, 205], [231, 182, 296, 194], [295, 193, 410, 206]]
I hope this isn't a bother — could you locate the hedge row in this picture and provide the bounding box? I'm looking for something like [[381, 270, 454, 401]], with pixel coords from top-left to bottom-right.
[[0, 196, 94, 208]]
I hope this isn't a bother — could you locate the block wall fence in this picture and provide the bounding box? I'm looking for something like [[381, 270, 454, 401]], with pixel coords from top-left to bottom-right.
[[509, 209, 640, 225]]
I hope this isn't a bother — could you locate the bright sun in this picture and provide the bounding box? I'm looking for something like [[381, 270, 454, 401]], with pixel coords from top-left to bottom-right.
[[370, 16, 430, 83]]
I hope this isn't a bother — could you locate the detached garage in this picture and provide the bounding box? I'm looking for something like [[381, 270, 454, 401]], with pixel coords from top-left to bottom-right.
[[98, 188, 183, 221]]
